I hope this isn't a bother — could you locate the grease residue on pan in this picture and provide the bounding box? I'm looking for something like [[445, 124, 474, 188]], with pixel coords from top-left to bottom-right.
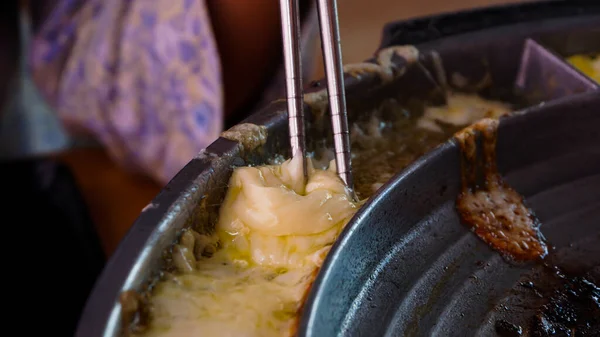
[[490, 262, 600, 337], [525, 268, 599, 336]]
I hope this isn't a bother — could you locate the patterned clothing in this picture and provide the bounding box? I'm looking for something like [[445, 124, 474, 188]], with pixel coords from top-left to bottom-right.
[[23, 0, 317, 184]]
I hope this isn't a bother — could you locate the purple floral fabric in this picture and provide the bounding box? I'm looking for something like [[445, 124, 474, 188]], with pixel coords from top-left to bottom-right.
[[29, 0, 318, 185], [30, 0, 223, 184]]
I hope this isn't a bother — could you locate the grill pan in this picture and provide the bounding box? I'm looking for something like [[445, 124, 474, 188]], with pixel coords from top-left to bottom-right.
[[76, 1, 600, 336], [299, 91, 600, 337]]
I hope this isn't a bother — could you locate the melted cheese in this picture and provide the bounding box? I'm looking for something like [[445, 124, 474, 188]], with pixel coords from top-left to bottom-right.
[[417, 92, 511, 132], [139, 93, 514, 336], [567, 54, 600, 83], [138, 156, 359, 337]]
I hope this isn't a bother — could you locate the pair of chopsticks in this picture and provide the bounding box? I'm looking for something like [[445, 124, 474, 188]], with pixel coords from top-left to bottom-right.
[[279, 0, 354, 198]]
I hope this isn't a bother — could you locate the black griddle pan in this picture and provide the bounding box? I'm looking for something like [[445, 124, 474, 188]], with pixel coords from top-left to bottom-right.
[[76, 1, 600, 336], [300, 90, 600, 337], [300, 1, 600, 336]]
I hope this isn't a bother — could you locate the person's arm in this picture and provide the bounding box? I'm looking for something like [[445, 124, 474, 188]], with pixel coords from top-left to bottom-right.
[[206, 1, 282, 119], [206, 0, 311, 120], [28, 0, 224, 255]]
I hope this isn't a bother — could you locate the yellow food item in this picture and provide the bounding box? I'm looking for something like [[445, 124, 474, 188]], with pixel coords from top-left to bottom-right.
[[417, 92, 511, 133], [567, 54, 600, 83], [138, 92, 515, 336], [138, 156, 359, 337]]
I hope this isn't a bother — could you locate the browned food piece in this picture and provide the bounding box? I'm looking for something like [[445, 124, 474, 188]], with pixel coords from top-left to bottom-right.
[[455, 119, 548, 262], [457, 183, 548, 261]]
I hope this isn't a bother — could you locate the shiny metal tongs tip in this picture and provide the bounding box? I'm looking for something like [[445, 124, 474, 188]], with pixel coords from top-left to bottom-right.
[[279, 0, 355, 199]]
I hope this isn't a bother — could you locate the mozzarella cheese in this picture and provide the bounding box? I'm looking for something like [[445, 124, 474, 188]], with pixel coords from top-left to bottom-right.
[[138, 156, 359, 337], [417, 92, 511, 132], [138, 92, 514, 336]]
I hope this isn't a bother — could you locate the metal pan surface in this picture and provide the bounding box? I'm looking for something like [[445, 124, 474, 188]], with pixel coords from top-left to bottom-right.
[[300, 91, 600, 336]]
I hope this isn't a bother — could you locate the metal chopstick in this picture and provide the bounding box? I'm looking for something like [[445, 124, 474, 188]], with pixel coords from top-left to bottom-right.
[[279, 0, 355, 198], [279, 0, 308, 183], [315, 0, 355, 196]]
